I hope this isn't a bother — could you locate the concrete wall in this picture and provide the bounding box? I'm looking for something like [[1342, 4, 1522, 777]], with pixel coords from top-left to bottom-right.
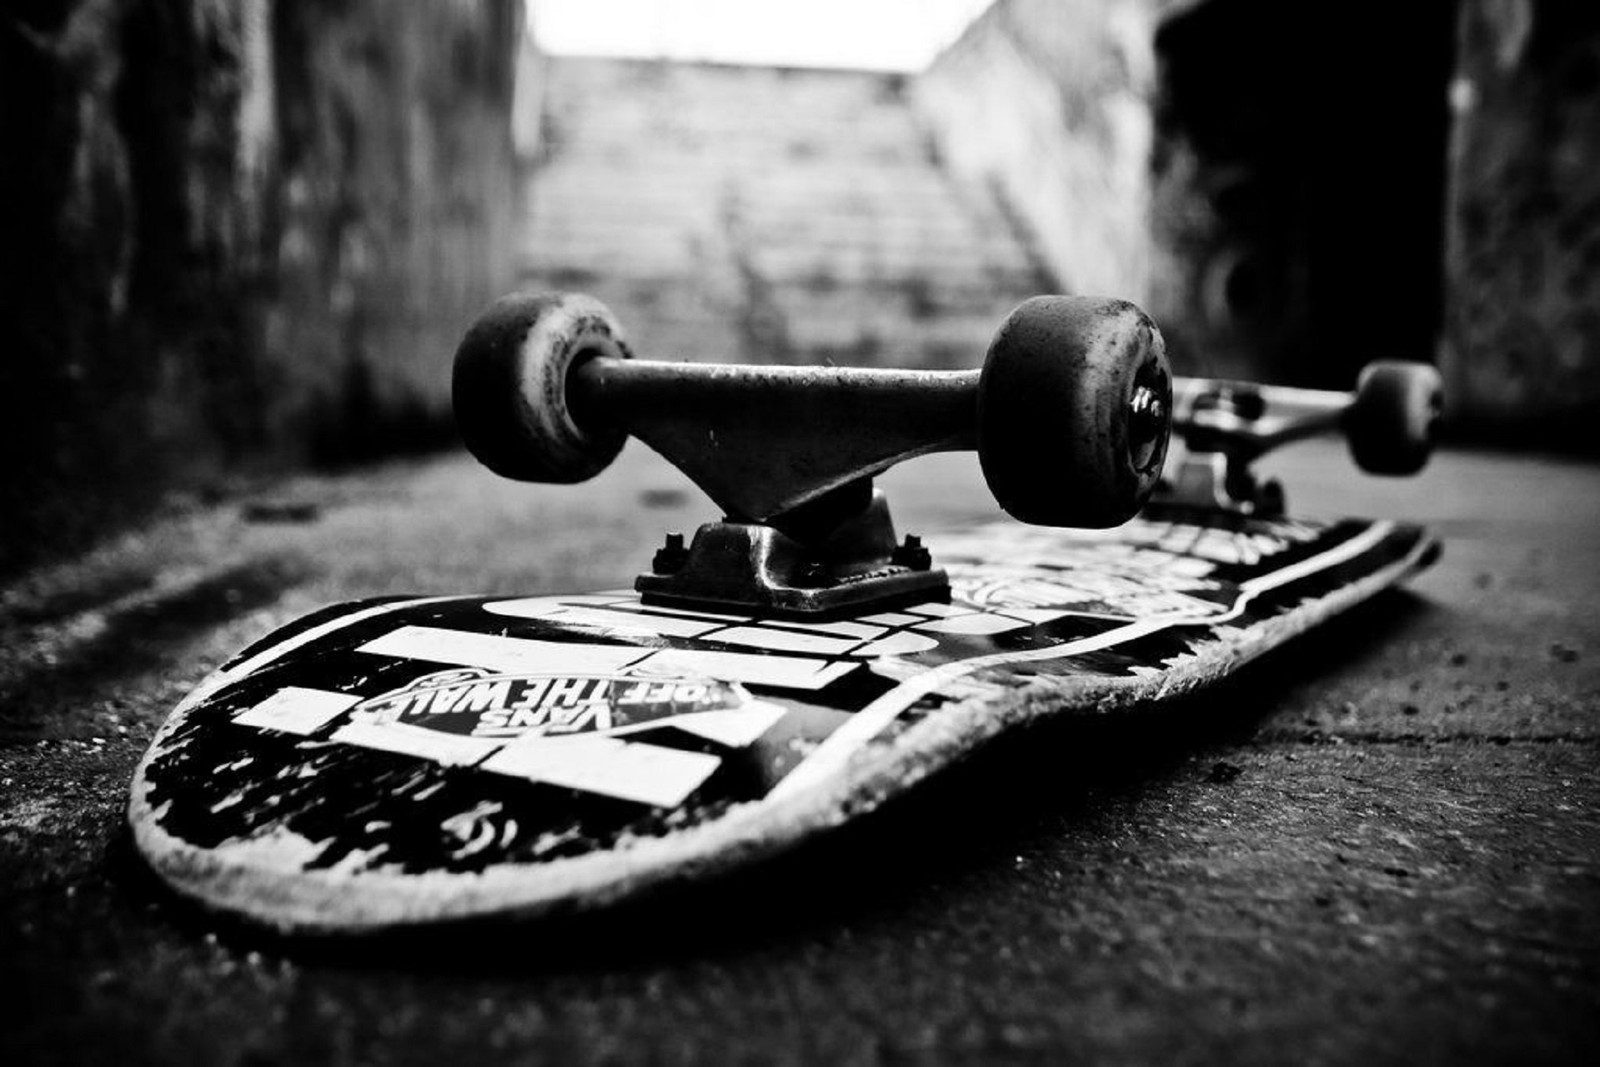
[[922, 0, 1600, 431], [918, 0, 1462, 388], [268, 1, 523, 464], [1441, 0, 1600, 444], [0, 0, 521, 573], [914, 0, 1175, 302]]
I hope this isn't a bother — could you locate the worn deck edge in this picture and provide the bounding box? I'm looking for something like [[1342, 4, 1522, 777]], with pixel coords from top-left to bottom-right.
[[126, 533, 1438, 933]]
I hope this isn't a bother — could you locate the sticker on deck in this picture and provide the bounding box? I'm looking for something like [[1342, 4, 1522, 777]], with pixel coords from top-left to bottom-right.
[[203, 514, 1419, 817], [136, 506, 1436, 921], [342, 667, 771, 741], [229, 666, 788, 806]]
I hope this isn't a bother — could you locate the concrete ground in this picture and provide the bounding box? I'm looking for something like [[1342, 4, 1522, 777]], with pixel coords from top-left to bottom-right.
[[2, 440, 1597, 1065]]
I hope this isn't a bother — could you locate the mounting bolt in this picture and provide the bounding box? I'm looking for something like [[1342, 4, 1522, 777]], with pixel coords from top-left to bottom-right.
[[652, 532, 689, 574], [892, 534, 932, 571], [796, 561, 830, 588]]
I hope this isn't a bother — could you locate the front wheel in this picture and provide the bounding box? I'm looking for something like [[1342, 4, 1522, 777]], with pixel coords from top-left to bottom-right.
[[977, 296, 1173, 528], [452, 291, 632, 484]]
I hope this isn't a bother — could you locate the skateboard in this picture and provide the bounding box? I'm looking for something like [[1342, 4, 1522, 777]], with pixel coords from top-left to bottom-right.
[[128, 292, 1442, 933]]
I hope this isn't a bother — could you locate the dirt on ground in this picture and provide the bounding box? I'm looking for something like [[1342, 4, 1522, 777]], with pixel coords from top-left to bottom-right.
[[2, 442, 1597, 1065]]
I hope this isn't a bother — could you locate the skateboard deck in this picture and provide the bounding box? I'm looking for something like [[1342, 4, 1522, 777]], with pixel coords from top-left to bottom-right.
[[129, 502, 1437, 932]]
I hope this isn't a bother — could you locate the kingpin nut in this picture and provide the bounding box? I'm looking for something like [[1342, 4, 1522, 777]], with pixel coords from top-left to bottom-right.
[[891, 534, 932, 572], [652, 532, 689, 574]]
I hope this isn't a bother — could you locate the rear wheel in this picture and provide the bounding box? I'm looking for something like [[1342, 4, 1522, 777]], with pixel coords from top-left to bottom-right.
[[977, 296, 1173, 528], [1345, 361, 1442, 475], [452, 292, 632, 483]]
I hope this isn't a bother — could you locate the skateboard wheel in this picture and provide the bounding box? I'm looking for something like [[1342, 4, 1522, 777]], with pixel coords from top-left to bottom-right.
[[453, 292, 632, 483], [977, 296, 1172, 527], [1345, 361, 1442, 475]]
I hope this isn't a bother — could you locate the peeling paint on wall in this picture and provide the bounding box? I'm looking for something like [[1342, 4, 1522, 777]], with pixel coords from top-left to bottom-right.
[[0, 0, 522, 573], [1441, 0, 1600, 442]]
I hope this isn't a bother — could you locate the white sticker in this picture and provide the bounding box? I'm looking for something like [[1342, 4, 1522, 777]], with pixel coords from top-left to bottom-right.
[[913, 613, 1031, 637], [485, 598, 721, 638], [647, 648, 856, 690], [763, 618, 885, 640], [481, 734, 720, 807], [359, 626, 652, 674], [708, 626, 859, 656], [567, 606, 722, 638], [666, 702, 786, 747], [855, 632, 941, 657], [360, 626, 859, 692], [232, 687, 359, 735], [486, 596, 749, 625], [330, 720, 503, 766], [903, 602, 974, 618], [997, 607, 1070, 625], [627, 604, 750, 622]]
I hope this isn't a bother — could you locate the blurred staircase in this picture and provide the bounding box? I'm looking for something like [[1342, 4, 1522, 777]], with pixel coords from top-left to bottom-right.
[[517, 57, 1055, 368]]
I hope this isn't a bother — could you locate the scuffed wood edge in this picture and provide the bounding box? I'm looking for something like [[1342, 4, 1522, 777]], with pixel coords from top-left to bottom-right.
[[128, 534, 1437, 933]]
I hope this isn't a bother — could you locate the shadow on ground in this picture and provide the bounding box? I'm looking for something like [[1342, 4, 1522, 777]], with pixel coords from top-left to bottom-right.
[[0, 556, 312, 740]]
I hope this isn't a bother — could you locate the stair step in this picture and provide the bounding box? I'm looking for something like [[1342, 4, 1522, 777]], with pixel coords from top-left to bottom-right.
[[520, 57, 1053, 368]]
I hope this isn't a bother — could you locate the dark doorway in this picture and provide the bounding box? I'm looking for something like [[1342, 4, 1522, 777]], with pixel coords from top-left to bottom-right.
[[1149, 0, 1459, 388]]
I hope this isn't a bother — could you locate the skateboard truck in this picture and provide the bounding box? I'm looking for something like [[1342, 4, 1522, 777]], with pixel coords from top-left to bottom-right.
[[1160, 365, 1444, 516], [454, 292, 1173, 616]]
